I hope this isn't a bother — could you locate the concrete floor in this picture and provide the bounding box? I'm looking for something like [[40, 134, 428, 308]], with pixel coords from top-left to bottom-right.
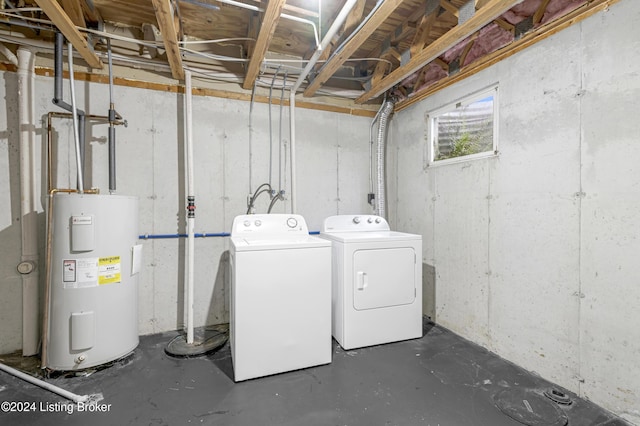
[[0, 319, 630, 426]]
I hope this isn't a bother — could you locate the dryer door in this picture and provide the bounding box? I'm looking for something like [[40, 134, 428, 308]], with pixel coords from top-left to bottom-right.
[[352, 247, 416, 310]]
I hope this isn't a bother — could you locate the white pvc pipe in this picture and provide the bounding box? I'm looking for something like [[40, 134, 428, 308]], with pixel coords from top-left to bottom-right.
[[185, 70, 195, 345], [289, 92, 296, 213], [0, 363, 89, 403], [67, 42, 84, 193], [17, 48, 39, 356], [288, 0, 358, 214], [0, 42, 18, 65]]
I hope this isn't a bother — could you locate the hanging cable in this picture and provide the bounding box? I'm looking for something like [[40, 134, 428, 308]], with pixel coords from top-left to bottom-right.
[[246, 183, 272, 214]]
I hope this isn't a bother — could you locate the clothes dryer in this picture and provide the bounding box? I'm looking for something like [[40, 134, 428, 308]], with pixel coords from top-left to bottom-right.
[[321, 215, 422, 350]]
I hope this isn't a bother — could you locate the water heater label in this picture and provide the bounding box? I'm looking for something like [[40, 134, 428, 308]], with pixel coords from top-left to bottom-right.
[[63, 260, 76, 282], [63, 258, 99, 289], [71, 216, 93, 225], [99, 256, 121, 285]]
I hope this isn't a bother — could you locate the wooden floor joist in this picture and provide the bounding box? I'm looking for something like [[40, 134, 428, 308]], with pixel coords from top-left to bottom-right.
[[356, 0, 524, 103]]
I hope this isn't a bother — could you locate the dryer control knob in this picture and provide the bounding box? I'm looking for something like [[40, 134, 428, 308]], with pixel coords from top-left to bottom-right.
[[243, 220, 251, 227], [286, 217, 298, 228], [375, 218, 381, 223], [367, 217, 373, 223], [254, 220, 262, 227], [353, 216, 361, 224]]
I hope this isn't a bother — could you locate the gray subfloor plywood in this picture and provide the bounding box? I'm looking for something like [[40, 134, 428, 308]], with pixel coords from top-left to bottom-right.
[[0, 320, 629, 426]]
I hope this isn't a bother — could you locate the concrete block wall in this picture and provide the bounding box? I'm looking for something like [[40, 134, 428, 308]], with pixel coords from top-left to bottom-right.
[[0, 72, 372, 351], [387, 1, 639, 422]]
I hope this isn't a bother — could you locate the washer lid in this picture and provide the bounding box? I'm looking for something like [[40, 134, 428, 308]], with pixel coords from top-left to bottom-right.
[[320, 230, 421, 244], [231, 235, 330, 251]]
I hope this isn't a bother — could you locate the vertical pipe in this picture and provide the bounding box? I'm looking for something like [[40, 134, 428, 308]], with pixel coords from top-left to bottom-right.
[[107, 38, 116, 193], [17, 47, 39, 356], [67, 42, 84, 193], [278, 72, 287, 192], [54, 33, 63, 102], [184, 70, 195, 345], [289, 92, 296, 214]]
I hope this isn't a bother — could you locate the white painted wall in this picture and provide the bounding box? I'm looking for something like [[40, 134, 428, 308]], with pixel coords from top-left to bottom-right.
[[0, 70, 371, 352], [388, 1, 640, 423]]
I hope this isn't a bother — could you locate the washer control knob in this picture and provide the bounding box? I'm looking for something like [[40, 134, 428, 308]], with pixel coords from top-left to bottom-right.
[[375, 218, 381, 223], [254, 220, 262, 227], [286, 217, 298, 228], [243, 220, 251, 227], [367, 217, 373, 223], [353, 216, 361, 224]]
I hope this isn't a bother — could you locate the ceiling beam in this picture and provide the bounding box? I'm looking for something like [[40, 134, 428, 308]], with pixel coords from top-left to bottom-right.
[[533, 0, 551, 24], [34, 0, 102, 68], [439, 0, 459, 18], [60, 0, 86, 28], [410, 9, 438, 57], [303, 0, 406, 97], [242, 0, 287, 90], [151, 0, 185, 80], [356, 0, 524, 103]]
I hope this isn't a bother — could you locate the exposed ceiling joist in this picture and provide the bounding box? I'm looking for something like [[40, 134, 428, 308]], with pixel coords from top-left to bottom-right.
[[34, 0, 103, 69], [440, 0, 459, 18], [151, 0, 185, 80], [494, 17, 515, 34], [60, 0, 86, 27], [304, 0, 406, 97], [356, 0, 524, 103], [343, 0, 367, 36], [242, 0, 287, 90], [533, 0, 551, 24], [80, 0, 102, 23], [410, 9, 438, 57]]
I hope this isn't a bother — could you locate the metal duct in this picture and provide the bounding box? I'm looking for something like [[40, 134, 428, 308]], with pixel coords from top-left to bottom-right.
[[375, 100, 394, 219]]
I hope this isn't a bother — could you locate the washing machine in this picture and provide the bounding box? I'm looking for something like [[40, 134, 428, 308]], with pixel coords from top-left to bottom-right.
[[320, 215, 422, 350], [229, 214, 332, 381]]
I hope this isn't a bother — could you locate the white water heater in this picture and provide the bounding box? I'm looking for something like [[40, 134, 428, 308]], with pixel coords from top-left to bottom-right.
[[44, 193, 141, 370]]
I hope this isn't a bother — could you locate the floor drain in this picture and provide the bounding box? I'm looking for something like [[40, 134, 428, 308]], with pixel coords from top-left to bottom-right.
[[544, 388, 573, 405], [494, 388, 568, 426]]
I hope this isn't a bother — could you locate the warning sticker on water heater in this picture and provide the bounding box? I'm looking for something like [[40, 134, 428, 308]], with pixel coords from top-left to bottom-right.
[[98, 256, 121, 285], [63, 258, 98, 289]]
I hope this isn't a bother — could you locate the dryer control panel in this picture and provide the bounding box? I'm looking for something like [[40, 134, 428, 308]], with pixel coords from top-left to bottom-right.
[[322, 215, 390, 233], [231, 214, 309, 238]]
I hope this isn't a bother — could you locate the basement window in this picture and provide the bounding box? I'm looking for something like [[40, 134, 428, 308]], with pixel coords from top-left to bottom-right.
[[427, 85, 498, 166]]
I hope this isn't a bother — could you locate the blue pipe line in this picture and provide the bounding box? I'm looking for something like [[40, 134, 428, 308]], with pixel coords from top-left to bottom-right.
[[139, 231, 322, 239], [139, 233, 230, 239]]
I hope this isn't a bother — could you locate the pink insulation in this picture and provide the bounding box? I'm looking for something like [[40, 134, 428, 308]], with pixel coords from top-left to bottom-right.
[[502, 0, 545, 25], [412, 62, 449, 94], [540, 0, 586, 25], [394, 0, 588, 100], [461, 23, 514, 67]]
